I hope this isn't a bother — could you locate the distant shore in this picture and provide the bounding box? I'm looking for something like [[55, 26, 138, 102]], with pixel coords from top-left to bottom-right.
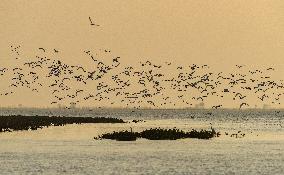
[[0, 115, 125, 132]]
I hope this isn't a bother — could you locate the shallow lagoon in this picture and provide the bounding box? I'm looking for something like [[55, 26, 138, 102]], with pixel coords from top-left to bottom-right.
[[0, 109, 283, 174]]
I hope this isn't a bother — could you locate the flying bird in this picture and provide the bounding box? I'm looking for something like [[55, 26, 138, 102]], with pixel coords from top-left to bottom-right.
[[89, 17, 100, 26]]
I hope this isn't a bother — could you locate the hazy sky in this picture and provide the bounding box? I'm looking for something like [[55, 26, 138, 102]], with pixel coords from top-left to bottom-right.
[[0, 1, 284, 108]]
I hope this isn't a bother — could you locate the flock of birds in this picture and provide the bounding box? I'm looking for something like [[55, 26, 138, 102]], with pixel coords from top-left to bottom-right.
[[1, 44, 284, 109]]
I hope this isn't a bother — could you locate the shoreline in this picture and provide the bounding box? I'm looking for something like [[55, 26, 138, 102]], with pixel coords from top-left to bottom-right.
[[0, 115, 125, 132]]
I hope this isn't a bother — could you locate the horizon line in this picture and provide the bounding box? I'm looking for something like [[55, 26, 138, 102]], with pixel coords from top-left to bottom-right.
[[0, 106, 284, 110]]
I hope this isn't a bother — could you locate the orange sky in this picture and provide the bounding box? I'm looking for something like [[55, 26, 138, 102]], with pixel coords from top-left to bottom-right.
[[0, 0, 283, 108]]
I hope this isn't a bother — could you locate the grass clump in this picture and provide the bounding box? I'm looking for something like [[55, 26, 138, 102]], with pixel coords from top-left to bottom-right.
[[96, 127, 219, 141]]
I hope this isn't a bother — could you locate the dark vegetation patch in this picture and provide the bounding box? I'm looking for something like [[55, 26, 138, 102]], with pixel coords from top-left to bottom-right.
[[0, 115, 125, 132], [95, 127, 220, 141]]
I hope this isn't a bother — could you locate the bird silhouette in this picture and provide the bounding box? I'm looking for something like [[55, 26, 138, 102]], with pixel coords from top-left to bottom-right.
[[89, 17, 100, 26]]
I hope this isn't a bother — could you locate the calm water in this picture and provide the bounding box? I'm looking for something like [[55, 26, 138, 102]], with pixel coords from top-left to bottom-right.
[[0, 109, 283, 175]]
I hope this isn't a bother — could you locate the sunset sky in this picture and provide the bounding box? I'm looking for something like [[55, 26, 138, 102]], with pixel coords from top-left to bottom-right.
[[0, 0, 283, 108]]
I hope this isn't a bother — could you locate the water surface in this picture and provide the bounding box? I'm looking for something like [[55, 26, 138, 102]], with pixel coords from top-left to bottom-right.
[[0, 109, 283, 175]]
